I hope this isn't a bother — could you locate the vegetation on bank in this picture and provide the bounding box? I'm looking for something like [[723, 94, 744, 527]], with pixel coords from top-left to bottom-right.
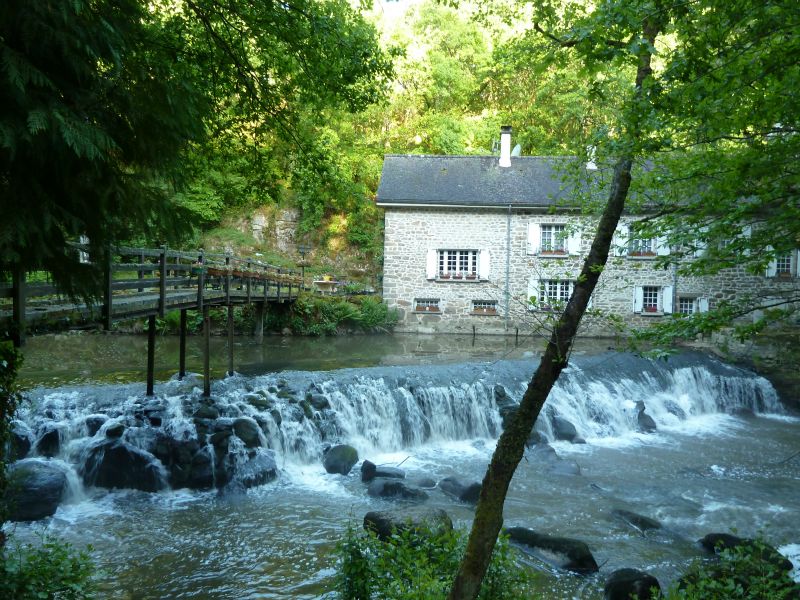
[[144, 294, 397, 337], [335, 524, 534, 600]]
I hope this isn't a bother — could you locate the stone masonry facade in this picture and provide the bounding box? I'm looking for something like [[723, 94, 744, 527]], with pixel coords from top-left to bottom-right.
[[382, 206, 800, 336]]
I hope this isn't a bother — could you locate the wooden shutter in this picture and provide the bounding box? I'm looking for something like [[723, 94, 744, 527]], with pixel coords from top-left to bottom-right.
[[698, 297, 709, 313], [614, 224, 629, 256], [478, 249, 490, 280], [662, 285, 674, 314], [765, 246, 777, 277], [656, 236, 670, 256], [426, 249, 437, 280], [633, 285, 643, 312], [567, 228, 582, 255], [527, 223, 540, 255]]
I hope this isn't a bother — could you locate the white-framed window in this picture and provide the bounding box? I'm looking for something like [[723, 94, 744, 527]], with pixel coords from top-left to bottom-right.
[[677, 296, 710, 315], [527, 278, 574, 310], [766, 251, 799, 278], [472, 300, 498, 315], [527, 223, 580, 256], [633, 285, 673, 314], [414, 298, 440, 313], [541, 224, 567, 253], [426, 249, 490, 280], [613, 223, 669, 258]]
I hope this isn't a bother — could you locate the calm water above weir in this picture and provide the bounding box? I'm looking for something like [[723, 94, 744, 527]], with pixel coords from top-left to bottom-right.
[[8, 333, 800, 599]]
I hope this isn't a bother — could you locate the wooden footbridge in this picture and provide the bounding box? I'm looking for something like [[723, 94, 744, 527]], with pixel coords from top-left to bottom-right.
[[0, 244, 303, 397]]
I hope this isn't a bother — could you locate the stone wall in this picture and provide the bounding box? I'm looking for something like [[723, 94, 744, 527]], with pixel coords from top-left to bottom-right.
[[383, 207, 799, 336]]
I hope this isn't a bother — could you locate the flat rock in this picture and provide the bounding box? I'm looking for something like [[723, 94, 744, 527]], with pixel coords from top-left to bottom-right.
[[363, 507, 452, 541], [505, 526, 599, 574]]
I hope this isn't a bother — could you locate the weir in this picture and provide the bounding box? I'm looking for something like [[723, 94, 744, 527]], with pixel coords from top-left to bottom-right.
[[12, 351, 783, 491]]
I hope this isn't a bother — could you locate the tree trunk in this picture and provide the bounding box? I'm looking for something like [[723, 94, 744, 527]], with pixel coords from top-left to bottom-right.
[[446, 18, 662, 600]]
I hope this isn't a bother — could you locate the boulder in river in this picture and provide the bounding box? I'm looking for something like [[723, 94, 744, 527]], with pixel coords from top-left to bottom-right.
[[233, 417, 263, 448], [82, 439, 166, 492], [323, 444, 359, 475], [552, 416, 579, 442], [505, 527, 599, 574], [529, 443, 581, 476], [364, 507, 452, 541], [635, 401, 657, 433], [34, 422, 63, 457], [8, 419, 33, 460], [5, 459, 68, 521], [604, 568, 661, 599], [361, 459, 405, 483], [367, 478, 428, 501], [438, 476, 482, 504], [611, 508, 662, 533]]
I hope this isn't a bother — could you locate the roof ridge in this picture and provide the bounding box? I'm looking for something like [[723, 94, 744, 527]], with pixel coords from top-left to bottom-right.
[[383, 154, 577, 160]]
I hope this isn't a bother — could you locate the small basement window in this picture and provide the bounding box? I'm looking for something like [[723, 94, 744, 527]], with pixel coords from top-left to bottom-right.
[[414, 298, 440, 313], [472, 300, 498, 315]]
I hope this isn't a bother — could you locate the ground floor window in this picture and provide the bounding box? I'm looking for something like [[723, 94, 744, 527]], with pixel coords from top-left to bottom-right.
[[776, 254, 793, 276], [633, 285, 673, 314], [678, 296, 696, 314], [528, 279, 574, 310], [472, 300, 498, 315], [414, 298, 440, 313]]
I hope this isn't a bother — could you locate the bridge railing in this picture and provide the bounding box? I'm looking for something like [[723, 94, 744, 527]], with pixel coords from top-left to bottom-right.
[[1, 244, 304, 343]]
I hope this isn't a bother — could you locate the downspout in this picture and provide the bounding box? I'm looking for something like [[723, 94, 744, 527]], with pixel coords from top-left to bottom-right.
[[504, 204, 511, 329]]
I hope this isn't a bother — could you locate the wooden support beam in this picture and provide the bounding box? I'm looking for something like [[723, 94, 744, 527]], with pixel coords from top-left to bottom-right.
[[196, 251, 205, 313], [179, 309, 187, 379], [146, 314, 156, 396], [203, 305, 211, 398], [254, 302, 264, 344], [11, 268, 26, 347], [276, 268, 282, 300], [227, 304, 234, 377]]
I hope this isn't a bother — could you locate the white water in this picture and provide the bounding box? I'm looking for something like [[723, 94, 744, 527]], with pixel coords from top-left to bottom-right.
[[7, 350, 799, 597]]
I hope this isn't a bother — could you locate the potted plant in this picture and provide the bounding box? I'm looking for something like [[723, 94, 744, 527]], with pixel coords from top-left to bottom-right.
[[439, 272, 451, 280], [466, 272, 477, 280], [643, 306, 659, 313], [452, 272, 463, 280]]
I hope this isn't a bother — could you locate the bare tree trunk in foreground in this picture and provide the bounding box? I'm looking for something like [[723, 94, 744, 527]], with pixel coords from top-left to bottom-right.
[[447, 17, 661, 598]]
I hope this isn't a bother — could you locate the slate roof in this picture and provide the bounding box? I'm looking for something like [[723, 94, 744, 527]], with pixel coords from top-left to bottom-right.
[[376, 154, 584, 208]]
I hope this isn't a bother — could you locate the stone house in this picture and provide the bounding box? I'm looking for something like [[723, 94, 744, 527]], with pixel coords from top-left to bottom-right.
[[376, 128, 800, 335]]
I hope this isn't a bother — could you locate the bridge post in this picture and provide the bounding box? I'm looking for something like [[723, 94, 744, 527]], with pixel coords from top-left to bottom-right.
[[11, 267, 26, 347], [225, 254, 231, 306], [179, 308, 187, 379], [227, 304, 234, 377], [254, 302, 264, 343], [146, 314, 156, 396], [246, 260, 252, 302], [103, 247, 113, 330], [138, 251, 145, 293], [159, 246, 167, 318], [276, 268, 282, 300], [203, 304, 211, 398]]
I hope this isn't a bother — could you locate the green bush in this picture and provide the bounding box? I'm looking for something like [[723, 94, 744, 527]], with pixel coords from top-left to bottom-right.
[[0, 534, 95, 599], [665, 539, 800, 599], [334, 523, 534, 600], [289, 294, 397, 336]]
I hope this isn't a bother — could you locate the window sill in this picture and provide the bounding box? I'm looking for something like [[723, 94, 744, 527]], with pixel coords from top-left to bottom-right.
[[435, 278, 482, 283], [414, 310, 441, 314], [471, 311, 498, 316], [638, 311, 664, 317], [627, 254, 657, 260], [537, 252, 570, 259]]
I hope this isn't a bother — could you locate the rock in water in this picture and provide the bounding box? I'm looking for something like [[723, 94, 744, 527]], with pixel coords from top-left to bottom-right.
[[323, 444, 359, 475], [438, 476, 482, 504], [363, 507, 452, 541], [552, 416, 579, 442], [366, 478, 428, 501], [361, 459, 405, 483], [505, 527, 599, 574], [82, 439, 166, 492], [611, 508, 662, 532], [604, 568, 661, 599], [6, 459, 68, 521]]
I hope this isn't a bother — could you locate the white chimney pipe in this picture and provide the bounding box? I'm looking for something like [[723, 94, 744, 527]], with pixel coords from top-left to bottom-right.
[[499, 125, 512, 168]]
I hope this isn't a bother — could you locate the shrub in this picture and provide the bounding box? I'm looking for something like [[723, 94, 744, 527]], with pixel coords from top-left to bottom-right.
[[665, 538, 800, 599], [334, 522, 534, 600], [0, 534, 95, 599]]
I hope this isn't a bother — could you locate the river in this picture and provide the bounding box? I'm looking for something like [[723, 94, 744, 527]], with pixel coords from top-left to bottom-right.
[[7, 333, 800, 598]]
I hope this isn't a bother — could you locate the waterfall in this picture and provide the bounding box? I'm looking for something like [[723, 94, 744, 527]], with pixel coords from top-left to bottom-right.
[[13, 351, 782, 493]]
